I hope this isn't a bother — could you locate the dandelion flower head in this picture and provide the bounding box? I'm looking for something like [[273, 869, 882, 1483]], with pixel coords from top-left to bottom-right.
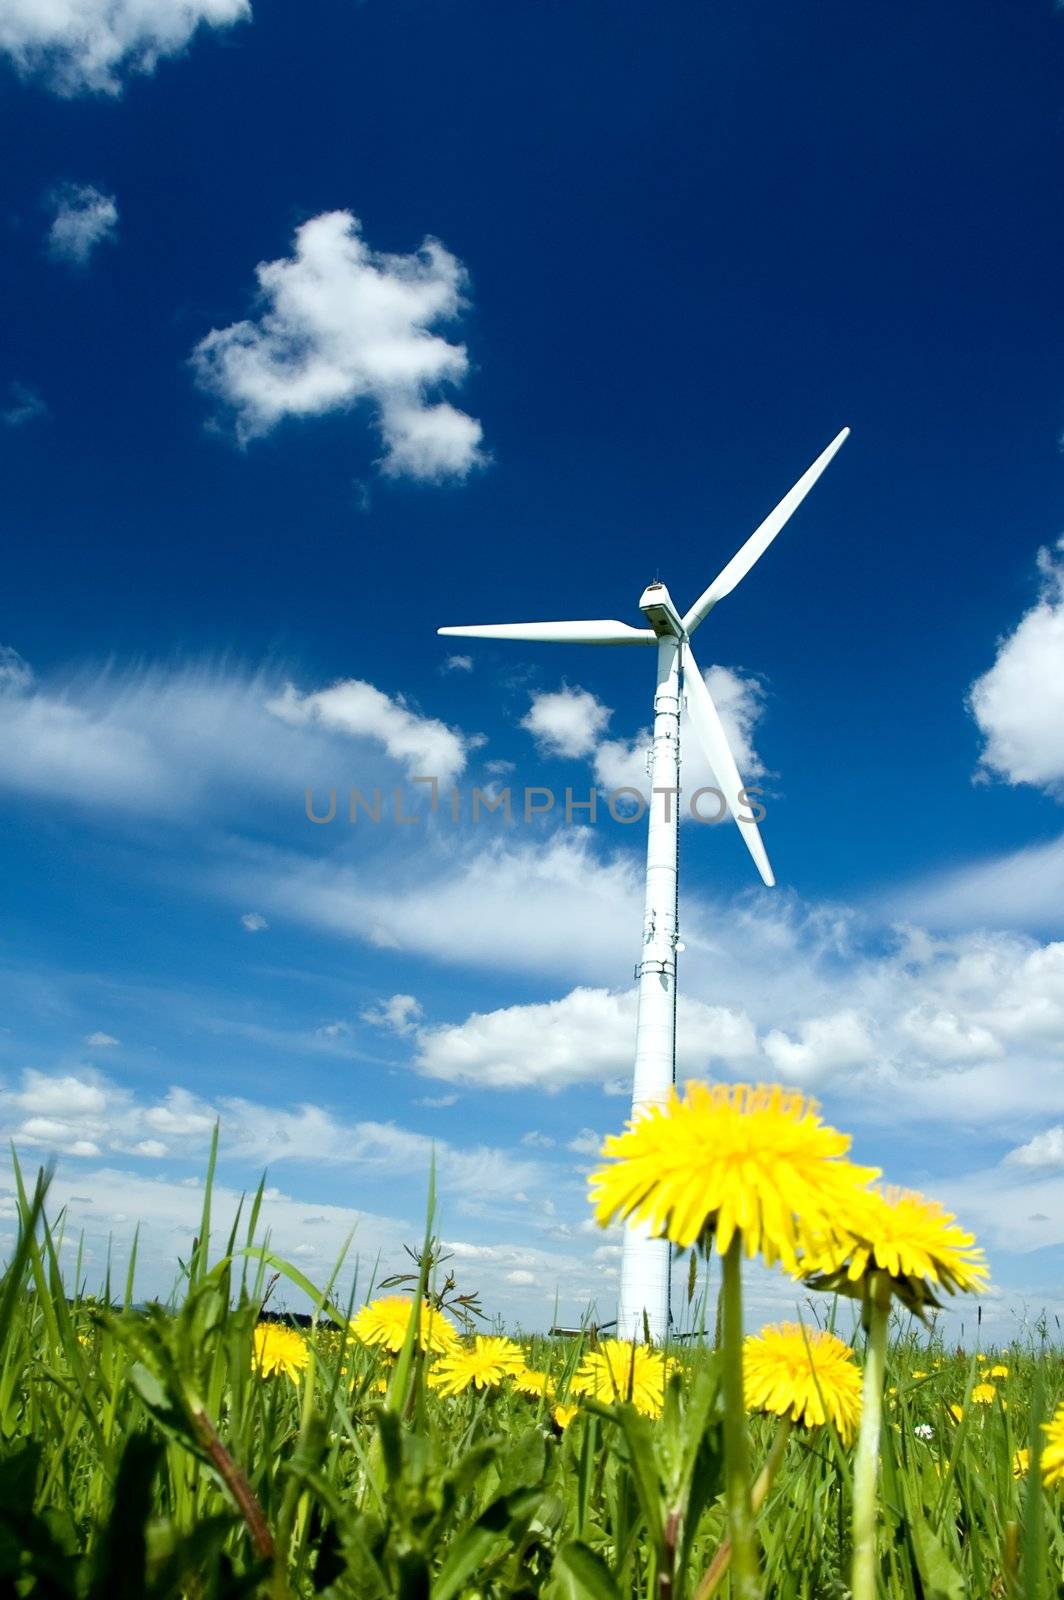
[[804, 1186, 989, 1310], [428, 1335, 525, 1398], [589, 1081, 878, 1270], [743, 1323, 862, 1444], [350, 1296, 458, 1355], [252, 1323, 309, 1383], [570, 1339, 666, 1419], [512, 1367, 555, 1399], [1043, 1403, 1064, 1489]]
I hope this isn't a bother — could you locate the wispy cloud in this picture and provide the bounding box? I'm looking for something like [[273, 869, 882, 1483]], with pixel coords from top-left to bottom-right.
[[0, 652, 475, 817], [46, 184, 118, 264], [1, 383, 47, 428], [0, 1066, 544, 1205]]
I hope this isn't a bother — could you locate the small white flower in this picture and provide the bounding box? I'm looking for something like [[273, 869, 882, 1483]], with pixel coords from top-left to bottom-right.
[[914, 1423, 934, 1442]]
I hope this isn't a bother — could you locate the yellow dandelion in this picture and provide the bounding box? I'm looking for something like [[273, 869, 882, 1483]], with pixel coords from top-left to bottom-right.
[[589, 1081, 878, 1271], [743, 1323, 862, 1445], [988, 1364, 1009, 1379], [911, 1370, 928, 1380], [1043, 1404, 1064, 1489], [971, 1382, 997, 1406], [252, 1323, 309, 1383], [427, 1335, 525, 1398], [552, 1402, 578, 1430], [1013, 1447, 1030, 1479], [512, 1367, 555, 1399], [350, 1296, 459, 1355], [374, 1376, 388, 1393], [804, 1186, 988, 1311], [570, 1339, 666, 1419], [949, 1403, 964, 1422]]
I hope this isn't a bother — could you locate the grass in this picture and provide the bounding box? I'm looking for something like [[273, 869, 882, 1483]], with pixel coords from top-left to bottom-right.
[[2, 1150, 1063, 1598]]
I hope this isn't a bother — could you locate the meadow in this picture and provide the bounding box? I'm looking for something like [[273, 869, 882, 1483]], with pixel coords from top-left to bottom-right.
[[3, 1096, 1064, 1599]]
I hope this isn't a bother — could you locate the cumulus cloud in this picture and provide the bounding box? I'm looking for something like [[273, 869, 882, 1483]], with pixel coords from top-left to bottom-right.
[[521, 686, 611, 759], [969, 542, 1064, 795], [191, 211, 485, 482], [525, 666, 767, 817], [1005, 1127, 1064, 1170], [84, 1031, 119, 1047], [268, 677, 472, 786], [47, 184, 118, 264], [241, 911, 268, 932], [0, 0, 249, 96], [361, 993, 423, 1036], [762, 1009, 873, 1082], [1, 383, 47, 428], [413, 985, 757, 1090], [442, 655, 473, 674]]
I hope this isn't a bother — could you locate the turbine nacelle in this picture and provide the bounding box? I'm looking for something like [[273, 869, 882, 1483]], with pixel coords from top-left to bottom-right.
[[638, 581, 686, 639]]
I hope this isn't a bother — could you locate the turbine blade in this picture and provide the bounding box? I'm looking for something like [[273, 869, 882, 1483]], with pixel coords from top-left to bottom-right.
[[682, 642, 775, 887], [682, 427, 850, 635], [438, 620, 656, 645]]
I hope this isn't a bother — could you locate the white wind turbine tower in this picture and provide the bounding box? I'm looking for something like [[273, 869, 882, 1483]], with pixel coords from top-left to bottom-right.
[[438, 428, 849, 1342]]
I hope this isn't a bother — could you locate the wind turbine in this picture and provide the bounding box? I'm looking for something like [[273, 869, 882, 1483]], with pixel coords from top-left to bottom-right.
[[438, 428, 850, 1342]]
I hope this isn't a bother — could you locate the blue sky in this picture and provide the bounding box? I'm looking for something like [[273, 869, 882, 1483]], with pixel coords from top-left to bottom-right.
[[2, 0, 1064, 1335]]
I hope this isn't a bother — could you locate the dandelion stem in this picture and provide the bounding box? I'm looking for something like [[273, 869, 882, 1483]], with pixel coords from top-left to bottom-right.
[[851, 1270, 891, 1600], [720, 1236, 761, 1600], [696, 1416, 791, 1599]]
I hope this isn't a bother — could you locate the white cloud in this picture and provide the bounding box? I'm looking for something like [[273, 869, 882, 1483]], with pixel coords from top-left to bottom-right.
[[243, 830, 646, 983], [443, 654, 473, 674], [361, 993, 423, 1036], [47, 184, 117, 264], [413, 985, 757, 1090], [566, 1128, 603, 1157], [1004, 1128, 1064, 1170], [191, 211, 485, 481], [890, 831, 1064, 932], [316, 1020, 350, 1039], [762, 1009, 873, 1082], [241, 911, 268, 932], [268, 677, 472, 786], [521, 687, 611, 759], [0, 1067, 541, 1206], [528, 664, 767, 818], [0, 648, 34, 691], [0, 0, 249, 95], [84, 1031, 119, 1048], [0, 654, 473, 816], [1, 383, 47, 428], [969, 542, 1064, 795]]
